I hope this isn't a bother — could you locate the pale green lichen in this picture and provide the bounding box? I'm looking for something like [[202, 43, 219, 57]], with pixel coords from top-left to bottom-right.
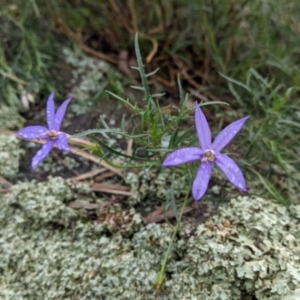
[[125, 168, 190, 205], [1, 174, 300, 300], [0, 134, 24, 179], [165, 196, 300, 300], [5, 177, 76, 227], [0, 105, 25, 129], [0, 176, 167, 299], [62, 47, 110, 116]]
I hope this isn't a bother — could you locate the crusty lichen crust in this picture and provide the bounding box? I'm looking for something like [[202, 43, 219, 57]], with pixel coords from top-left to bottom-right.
[[0, 105, 25, 130], [0, 134, 24, 179], [1, 174, 299, 299], [166, 196, 300, 300]]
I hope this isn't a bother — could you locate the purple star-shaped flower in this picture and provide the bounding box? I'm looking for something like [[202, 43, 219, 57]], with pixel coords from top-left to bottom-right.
[[162, 104, 249, 201], [17, 92, 72, 170]]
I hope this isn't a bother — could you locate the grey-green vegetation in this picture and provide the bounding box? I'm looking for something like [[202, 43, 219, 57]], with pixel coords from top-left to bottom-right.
[[1, 175, 300, 299], [0, 134, 24, 180], [0, 105, 25, 129], [62, 47, 124, 116]]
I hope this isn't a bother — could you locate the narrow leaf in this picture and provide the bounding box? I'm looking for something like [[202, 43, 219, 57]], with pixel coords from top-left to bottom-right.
[[145, 68, 160, 78], [130, 85, 144, 91]]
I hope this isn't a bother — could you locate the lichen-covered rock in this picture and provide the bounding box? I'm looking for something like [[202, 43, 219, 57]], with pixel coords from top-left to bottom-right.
[[1, 177, 300, 300], [0, 176, 171, 299], [4, 176, 76, 227], [166, 196, 300, 300], [0, 134, 24, 179], [0, 105, 25, 129], [62, 47, 111, 116], [125, 168, 190, 205]]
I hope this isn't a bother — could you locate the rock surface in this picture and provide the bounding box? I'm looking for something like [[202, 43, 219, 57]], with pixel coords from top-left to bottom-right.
[[1, 174, 300, 299]]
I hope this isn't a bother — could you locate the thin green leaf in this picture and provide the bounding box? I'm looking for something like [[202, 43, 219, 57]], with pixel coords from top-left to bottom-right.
[[219, 72, 251, 93], [130, 85, 144, 91], [145, 68, 160, 78]]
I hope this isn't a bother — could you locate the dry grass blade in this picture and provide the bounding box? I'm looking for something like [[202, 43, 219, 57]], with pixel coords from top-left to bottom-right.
[[67, 146, 123, 177], [0, 175, 12, 189], [70, 168, 107, 182], [91, 182, 130, 191], [79, 36, 118, 65], [126, 138, 133, 156], [90, 182, 135, 196], [94, 171, 116, 182], [145, 203, 196, 224]]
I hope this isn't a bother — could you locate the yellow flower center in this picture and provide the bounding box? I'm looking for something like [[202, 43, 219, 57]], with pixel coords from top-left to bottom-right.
[[202, 150, 215, 162], [45, 130, 58, 140]]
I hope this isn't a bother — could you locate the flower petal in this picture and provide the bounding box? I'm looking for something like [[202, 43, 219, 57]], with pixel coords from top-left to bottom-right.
[[195, 103, 211, 149], [17, 126, 48, 140], [162, 147, 204, 167], [192, 162, 213, 201], [31, 140, 55, 170], [46, 92, 56, 130], [56, 133, 70, 152], [53, 97, 72, 130], [212, 116, 249, 152], [214, 153, 247, 191]]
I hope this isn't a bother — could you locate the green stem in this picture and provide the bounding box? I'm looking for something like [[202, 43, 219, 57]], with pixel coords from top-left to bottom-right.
[[154, 190, 190, 290], [134, 33, 157, 111], [97, 153, 145, 169], [68, 135, 146, 169], [0, 69, 28, 85]]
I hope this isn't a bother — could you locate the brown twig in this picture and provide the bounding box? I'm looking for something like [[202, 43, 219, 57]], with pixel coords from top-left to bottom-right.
[[91, 182, 129, 191], [79, 35, 118, 64], [90, 183, 135, 197], [69, 146, 123, 177], [56, 17, 118, 65], [145, 203, 196, 224], [95, 171, 116, 182], [70, 168, 107, 182], [126, 139, 133, 156], [0, 175, 12, 189]]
